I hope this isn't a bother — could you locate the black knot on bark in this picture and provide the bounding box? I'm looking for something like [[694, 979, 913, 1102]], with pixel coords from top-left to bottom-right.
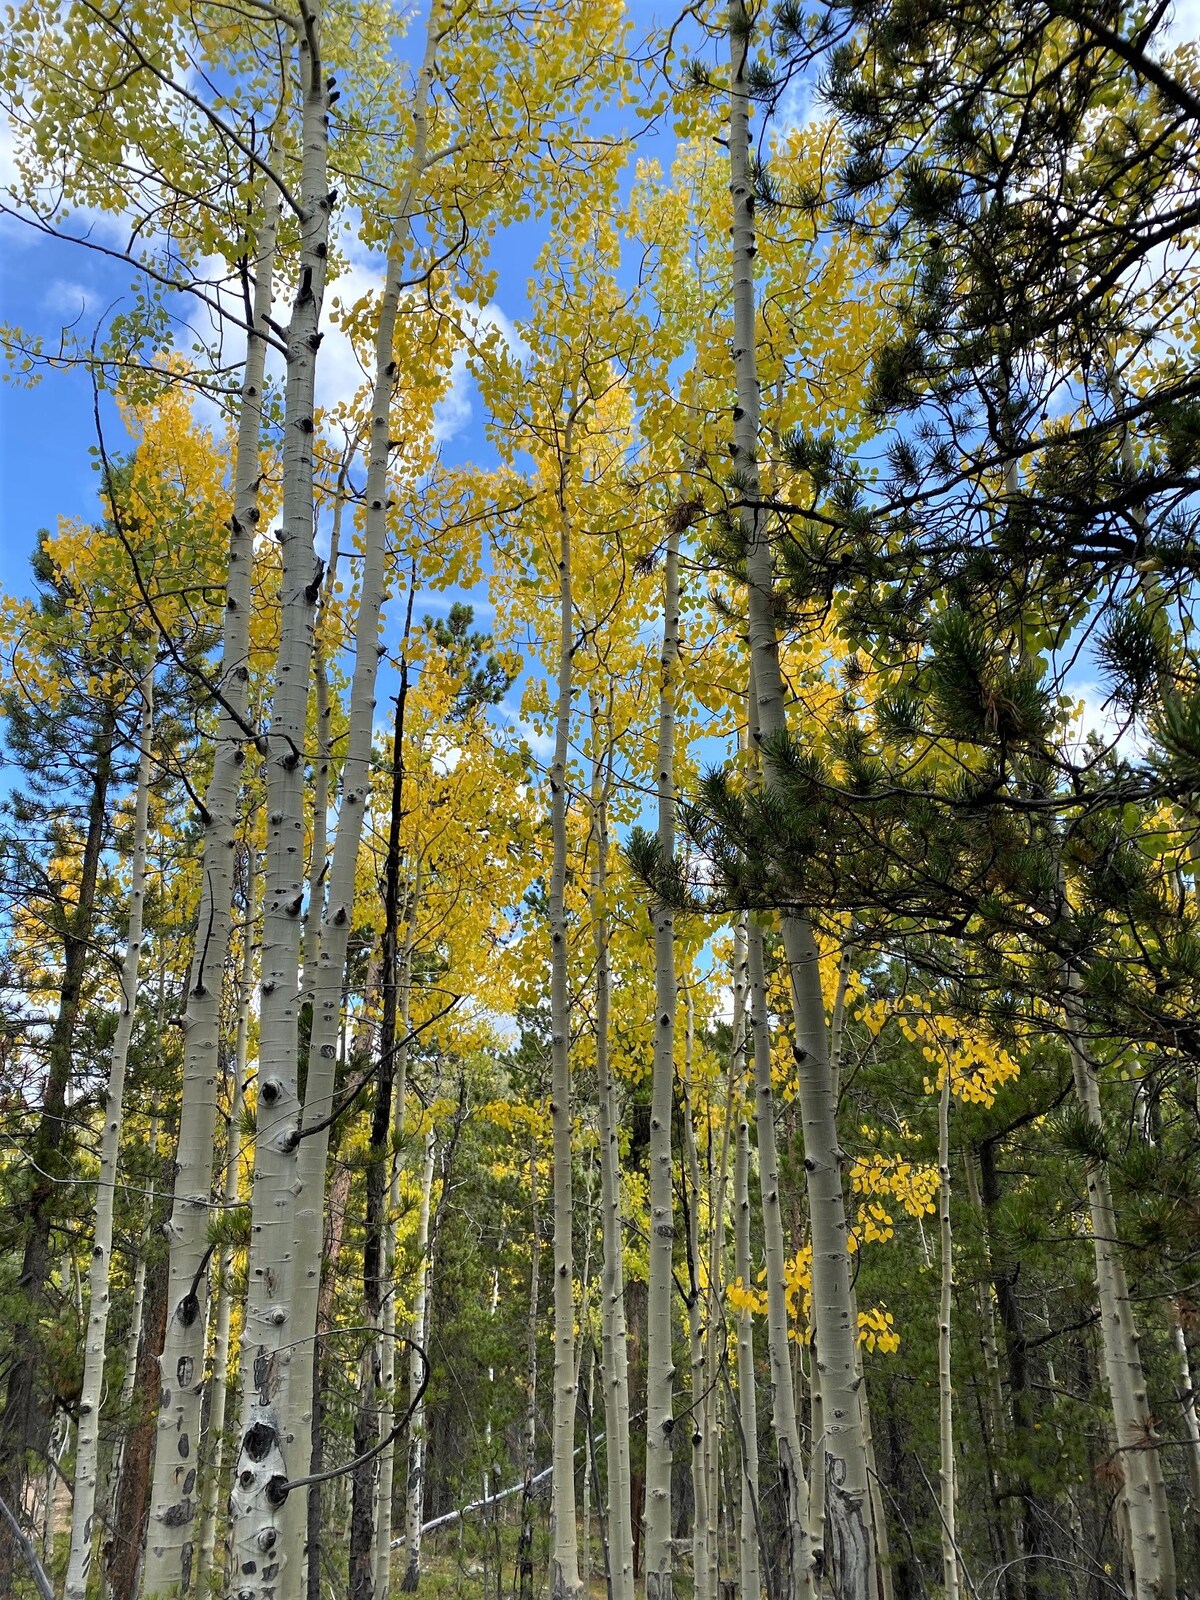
[[244, 1420, 277, 1462]]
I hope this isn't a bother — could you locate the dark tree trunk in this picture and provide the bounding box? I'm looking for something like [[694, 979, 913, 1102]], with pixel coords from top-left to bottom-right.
[[104, 1218, 170, 1600], [348, 657, 410, 1600], [0, 704, 116, 1585], [979, 1138, 1054, 1600]]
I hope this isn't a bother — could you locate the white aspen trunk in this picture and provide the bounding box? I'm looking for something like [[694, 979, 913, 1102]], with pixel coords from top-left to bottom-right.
[[727, 5, 874, 1591], [746, 918, 812, 1600], [681, 989, 718, 1600], [1173, 1319, 1200, 1520], [581, 1359, 592, 1598], [195, 845, 258, 1595], [102, 1110, 158, 1548], [301, 476, 344, 998], [937, 1075, 960, 1600], [401, 1128, 437, 1591], [646, 523, 681, 1600], [228, 11, 334, 1591], [806, 1380, 825, 1581], [703, 1049, 731, 1600], [828, 956, 892, 1600], [590, 696, 635, 1600], [548, 425, 583, 1600], [140, 131, 283, 1600], [518, 1145, 542, 1600], [65, 648, 157, 1600], [961, 1149, 1019, 1584], [288, 30, 441, 1576], [1064, 980, 1175, 1600], [731, 917, 760, 1600]]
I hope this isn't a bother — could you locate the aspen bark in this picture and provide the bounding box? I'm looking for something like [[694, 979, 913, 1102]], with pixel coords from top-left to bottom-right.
[[937, 1075, 961, 1600], [646, 523, 681, 1600], [64, 647, 156, 1600], [1172, 1318, 1200, 1551], [1064, 977, 1175, 1600], [731, 919, 761, 1600], [228, 12, 334, 1592], [590, 694, 635, 1600], [518, 1143, 543, 1600], [301, 476, 343, 998], [727, 6, 874, 1592], [140, 138, 282, 1598], [195, 844, 258, 1595], [548, 424, 583, 1600], [400, 1127, 438, 1591], [288, 12, 442, 1496], [681, 990, 715, 1600], [962, 1148, 1020, 1599], [746, 919, 812, 1600]]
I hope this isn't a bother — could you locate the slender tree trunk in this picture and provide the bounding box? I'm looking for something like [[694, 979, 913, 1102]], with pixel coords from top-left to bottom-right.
[[0, 700, 116, 1585], [301, 471, 344, 999], [731, 919, 761, 1600], [518, 1145, 542, 1600], [727, 8, 874, 1591], [106, 1180, 171, 1600], [681, 992, 715, 1600], [65, 649, 157, 1600], [590, 694, 635, 1600], [702, 1009, 732, 1600], [962, 1149, 1020, 1600], [227, 16, 335, 1590], [372, 905, 419, 1600], [977, 1139, 1051, 1600], [1172, 1317, 1200, 1571], [646, 523, 681, 1600], [140, 140, 282, 1597], [746, 919, 812, 1600], [288, 16, 442, 1532], [400, 1127, 438, 1591], [348, 610, 416, 1600], [937, 1076, 960, 1600], [195, 844, 258, 1594], [308, 1028, 367, 1600], [1063, 978, 1175, 1600], [548, 423, 583, 1600]]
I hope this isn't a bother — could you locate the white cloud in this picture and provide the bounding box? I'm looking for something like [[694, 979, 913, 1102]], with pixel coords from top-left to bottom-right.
[[433, 349, 473, 442], [1163, 0, 1200, 47], [42, 279, 100, 320]]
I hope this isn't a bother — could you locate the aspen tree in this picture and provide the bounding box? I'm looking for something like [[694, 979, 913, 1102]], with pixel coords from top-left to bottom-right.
[[680, 987, 715, 1600], [548, 397, 584, 1600], [64, 642, 156, 1600], [195, 842, 258, 1596], [1173, 1317, 1200, 1531], [727, 6, 875, 1592], [227, 4, 335, 1588], [730, 924, 761, 1600], [288, 11, 445, 1490], [590, 691, 635, 1600], [746, 915, 813, 1600], [645, 520, 681, 1600], [1064, 976, 1176, 1600], [518, 1140, 543, 1600], [140, 142, 283, 1599], [937, 1072, 961, 1600]]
